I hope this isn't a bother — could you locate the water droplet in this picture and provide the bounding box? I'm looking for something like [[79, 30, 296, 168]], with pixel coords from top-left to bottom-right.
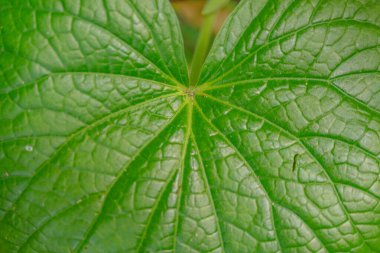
[[25, 145, 33, 152]]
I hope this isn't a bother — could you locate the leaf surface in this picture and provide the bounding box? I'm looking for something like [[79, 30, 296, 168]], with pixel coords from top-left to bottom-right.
[[1, 0, 380, 252]]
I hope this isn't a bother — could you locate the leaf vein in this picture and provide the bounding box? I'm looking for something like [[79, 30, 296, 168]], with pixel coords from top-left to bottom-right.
[[74, 100, 187, 253], [0, 93, 180, 225], [194, 101, 283, 252], [203, 95, 372, 247]]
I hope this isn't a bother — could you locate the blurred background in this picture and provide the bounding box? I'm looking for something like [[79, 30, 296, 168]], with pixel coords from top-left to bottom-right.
[[171, 0, 240, 63]]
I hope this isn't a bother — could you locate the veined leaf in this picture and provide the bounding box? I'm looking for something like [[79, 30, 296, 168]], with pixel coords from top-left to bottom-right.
[[1, 0, 380, 252]]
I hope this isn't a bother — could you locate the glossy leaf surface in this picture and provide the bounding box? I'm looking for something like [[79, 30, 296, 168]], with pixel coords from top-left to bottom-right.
[[1, 0, 380, 252]]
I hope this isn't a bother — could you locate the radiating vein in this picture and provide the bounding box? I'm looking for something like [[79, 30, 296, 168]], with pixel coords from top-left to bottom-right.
[[203, 0, 272, 81], [191, 131, 226, 253], [16, 193, 101, 253], [58, 8, 179, 85], [1, 72, 180, 96], [74, 100, 187, 253], [202, 94, 374, 248], [205, 18, 380, 85], [135, 170, 179, 253], [0, 93, 181, 224], [194, 101, 283, 252], [173, 102, 193, 252], [1, 6, 179, 85], [124, 0, 178, 83], [201, 77, 380, 122]]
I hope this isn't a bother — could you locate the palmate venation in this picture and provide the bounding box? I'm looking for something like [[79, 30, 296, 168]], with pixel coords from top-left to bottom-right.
[[0, 0, 380, 252]]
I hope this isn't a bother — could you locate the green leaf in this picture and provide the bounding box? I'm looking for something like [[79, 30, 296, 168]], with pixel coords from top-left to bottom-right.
[[1, 0, 380, 252]]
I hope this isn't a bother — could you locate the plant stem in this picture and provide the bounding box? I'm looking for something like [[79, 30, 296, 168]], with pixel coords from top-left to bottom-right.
[[189, 11, 218, 85]]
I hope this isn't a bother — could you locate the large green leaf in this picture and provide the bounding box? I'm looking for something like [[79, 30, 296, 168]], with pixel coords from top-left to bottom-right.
[[1, 0, 380, 252]]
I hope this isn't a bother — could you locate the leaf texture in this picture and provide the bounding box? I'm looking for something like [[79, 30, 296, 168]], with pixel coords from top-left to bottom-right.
[[0, 0, 380, 253]]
